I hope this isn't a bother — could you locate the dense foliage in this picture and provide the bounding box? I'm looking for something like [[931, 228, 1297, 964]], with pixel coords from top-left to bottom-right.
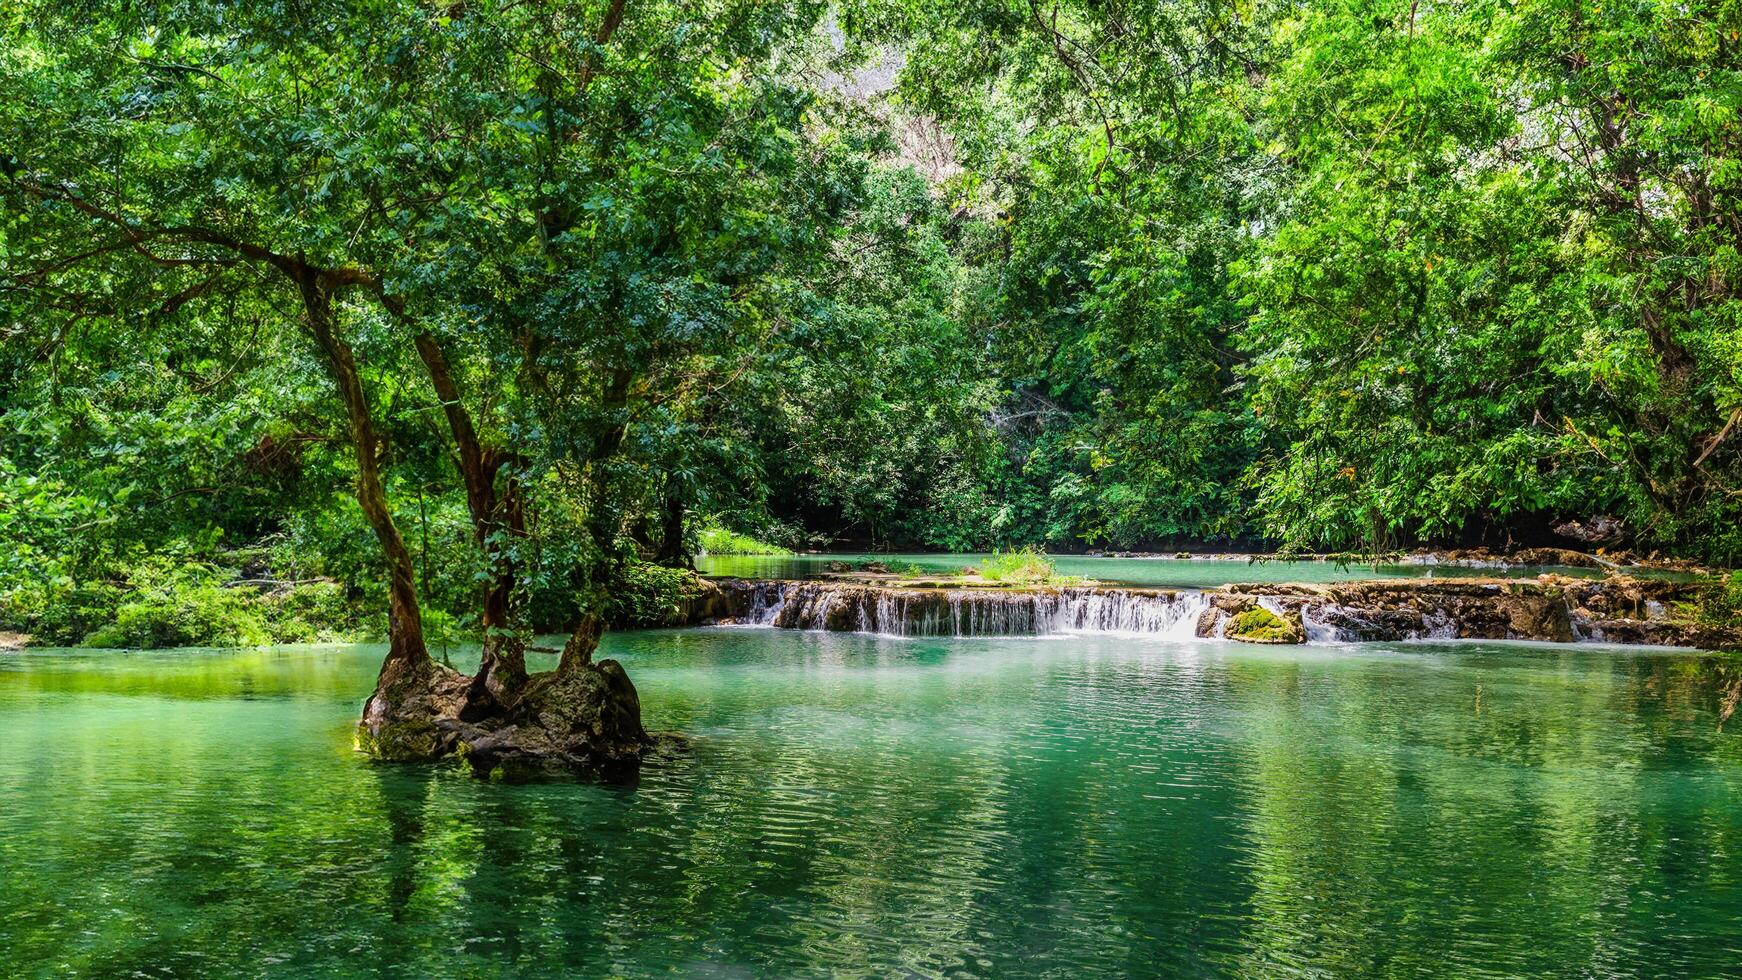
[[833, 0, 1742, 561], [3, 0, 1740, 648]]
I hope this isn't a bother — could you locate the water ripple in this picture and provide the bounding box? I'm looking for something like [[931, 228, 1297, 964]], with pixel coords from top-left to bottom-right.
[[1, 633, 1739, 976]]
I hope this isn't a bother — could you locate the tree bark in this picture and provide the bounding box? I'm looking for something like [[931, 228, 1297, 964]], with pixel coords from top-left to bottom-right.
[[558, 614, 602, 672], [555, 367, 635, 676], [298, 273, 428, 668], [412, 334, 528, 706], [655, 484, 689, 567]]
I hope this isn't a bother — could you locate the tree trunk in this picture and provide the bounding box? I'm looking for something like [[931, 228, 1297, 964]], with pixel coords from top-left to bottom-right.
[[654, 485, 690, 567], [474, 473, 528, 700], [301, 275, 427, 668], [558, 614, 602, 672], [296, 275, 467, 762], [412, 333, 527, 709]]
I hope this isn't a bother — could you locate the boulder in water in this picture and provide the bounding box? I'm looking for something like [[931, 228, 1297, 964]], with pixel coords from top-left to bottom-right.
[[356, 657, 473, 762], [448, 659, 652, 781], [357, 623, 653, 779], [1224, 605, 1306, 644]]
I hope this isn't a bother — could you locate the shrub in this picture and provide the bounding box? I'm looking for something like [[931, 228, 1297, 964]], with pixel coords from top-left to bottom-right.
[[6, 548, 382, 649], [264, 582, 376, 643], [608, 563, 704, 628], [980, 546, 1057, 585], [84, 578, 269, 648], [696, 522, 793, 556], [1699, 571, 1742, 629], [1, 579, 127, 646]]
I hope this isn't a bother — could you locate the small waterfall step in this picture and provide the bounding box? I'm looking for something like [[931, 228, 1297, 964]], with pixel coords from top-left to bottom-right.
[[701, 576, 1736, 648], [725, 580, 1206, 638]]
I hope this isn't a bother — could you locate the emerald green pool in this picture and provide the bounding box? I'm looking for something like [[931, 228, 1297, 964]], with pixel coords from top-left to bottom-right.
[[4, 632, 1741, 976]]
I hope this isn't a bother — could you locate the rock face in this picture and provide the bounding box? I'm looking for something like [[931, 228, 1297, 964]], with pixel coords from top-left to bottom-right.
[[699, 576, 1741, 650], [1205, 576, 1734, 647], [1291, 582, 1577, 643], [356, 658, 473, 762], [679, 576, 738, 624], [1554, 515, 1626, 544]]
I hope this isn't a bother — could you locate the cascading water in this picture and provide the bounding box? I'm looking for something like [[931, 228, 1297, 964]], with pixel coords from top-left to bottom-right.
[[1298, 603, 1343, 643], [1033, 590, 1208, 636], [726, 581, 1208, 639], [742, 581, 789, 626], [718, 578, 1704, 647]]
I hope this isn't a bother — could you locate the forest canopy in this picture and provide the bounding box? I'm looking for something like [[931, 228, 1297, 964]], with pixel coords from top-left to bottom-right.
[[4, 0, 1741, 653]]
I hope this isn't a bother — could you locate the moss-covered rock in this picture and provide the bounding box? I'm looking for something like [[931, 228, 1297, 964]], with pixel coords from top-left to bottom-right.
[[356, 657, 471, 762], [446, 659, 651, 781], [1226, 605, 1305, 644]]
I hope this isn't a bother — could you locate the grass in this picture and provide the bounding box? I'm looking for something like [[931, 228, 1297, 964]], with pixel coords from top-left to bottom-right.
[[696, 523, 793, 556], [979, 546, 1086, 586]]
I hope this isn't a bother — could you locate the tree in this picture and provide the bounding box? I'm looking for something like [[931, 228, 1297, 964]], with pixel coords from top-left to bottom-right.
[[2, 0, 872, 769]]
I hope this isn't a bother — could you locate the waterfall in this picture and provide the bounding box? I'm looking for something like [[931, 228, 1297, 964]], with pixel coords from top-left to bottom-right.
[[724, 581, 1210, 638], [1299, 603, 1343, 643], [743, 581, 789, 626], [1036, 590, 1207, 637]]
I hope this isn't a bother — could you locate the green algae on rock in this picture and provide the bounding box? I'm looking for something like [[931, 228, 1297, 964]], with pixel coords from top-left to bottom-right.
[[1225, 606, 1305, 644]]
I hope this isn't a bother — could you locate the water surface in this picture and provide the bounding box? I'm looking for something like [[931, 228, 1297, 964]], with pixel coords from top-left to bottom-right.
[[3, 633, 1740, 976], [696, 552, 1622, 587]]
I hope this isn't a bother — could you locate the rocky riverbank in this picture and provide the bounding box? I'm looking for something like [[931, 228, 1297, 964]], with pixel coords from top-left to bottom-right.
[[689, 575, 1741, 649]]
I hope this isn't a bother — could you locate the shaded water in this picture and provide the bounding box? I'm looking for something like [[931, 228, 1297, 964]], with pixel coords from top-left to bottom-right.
[[695, 552, 1628, 587], [3, 633, 1741, 977]]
